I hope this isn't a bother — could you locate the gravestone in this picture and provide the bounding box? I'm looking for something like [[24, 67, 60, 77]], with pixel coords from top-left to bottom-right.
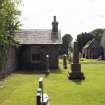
[[46, 54, 50, 73], [39, 77, 44, 101], [36, 88, 42, 105], [36, 77, 49, 105], [63, 54, 67, 69], [68, 41, 85, 80]]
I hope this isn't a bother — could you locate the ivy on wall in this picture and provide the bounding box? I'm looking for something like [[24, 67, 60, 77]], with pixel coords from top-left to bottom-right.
[[0, 0, 21, 71]]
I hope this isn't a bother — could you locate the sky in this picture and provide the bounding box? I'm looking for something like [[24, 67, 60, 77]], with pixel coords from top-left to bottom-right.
[[20, 0, 105, 39]]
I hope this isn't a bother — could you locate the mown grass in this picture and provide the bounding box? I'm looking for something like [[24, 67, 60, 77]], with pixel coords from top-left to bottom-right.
[[80, 58, 105, 63], [0, 59, 105, 105]]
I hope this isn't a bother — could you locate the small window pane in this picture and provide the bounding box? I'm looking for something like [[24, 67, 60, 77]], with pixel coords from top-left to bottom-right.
[[32, 54, 40, 61]]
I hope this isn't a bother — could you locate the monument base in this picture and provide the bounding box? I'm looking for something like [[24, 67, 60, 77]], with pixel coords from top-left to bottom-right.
[[68, 72, 85, 80]]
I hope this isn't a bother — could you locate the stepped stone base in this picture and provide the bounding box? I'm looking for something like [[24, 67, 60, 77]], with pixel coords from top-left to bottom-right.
[[68, 63, 85, 80], [68, 72, 85, 80], [68, 41, 85, 80]]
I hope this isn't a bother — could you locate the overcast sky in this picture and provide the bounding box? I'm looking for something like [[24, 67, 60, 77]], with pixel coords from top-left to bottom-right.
[[20, 0, 105, 39]]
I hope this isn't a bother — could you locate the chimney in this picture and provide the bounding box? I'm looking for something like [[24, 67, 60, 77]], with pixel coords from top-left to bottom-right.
[[52, 16, 58, 32], [51, 16, 59, 40]]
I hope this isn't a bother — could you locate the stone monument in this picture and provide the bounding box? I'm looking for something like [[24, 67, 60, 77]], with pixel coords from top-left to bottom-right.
[[68, 41, 85, 80], [46, 54, 50, 73], [36, 77, 49, 105], [63, 54, 67, 69]]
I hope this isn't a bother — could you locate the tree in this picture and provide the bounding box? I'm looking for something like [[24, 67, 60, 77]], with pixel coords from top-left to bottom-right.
[[89, 28, 104, 44], [100, 31, 105, 59], [60, 34, 73, 55], [0, 0, 21, 70], [77, 32, 93, 52]]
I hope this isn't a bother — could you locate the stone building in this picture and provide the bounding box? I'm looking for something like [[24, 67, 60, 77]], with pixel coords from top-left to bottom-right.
[[82, 39, 100, 59], [15, 16, 62, 70]]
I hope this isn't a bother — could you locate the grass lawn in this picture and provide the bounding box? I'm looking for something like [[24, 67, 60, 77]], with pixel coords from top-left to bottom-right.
[[0, 60, 105, 105]]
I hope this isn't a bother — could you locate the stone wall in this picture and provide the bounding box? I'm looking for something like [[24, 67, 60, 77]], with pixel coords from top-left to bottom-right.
[[18, 45, 59, 70], [0, 47, 17, 79]]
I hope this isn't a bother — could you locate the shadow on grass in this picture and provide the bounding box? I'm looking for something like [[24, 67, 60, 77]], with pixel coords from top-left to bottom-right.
[[71, 79, 84, 85], [14, 68, 63, 75], [14, 69, 46, 75], [44, 69, 63, 78]]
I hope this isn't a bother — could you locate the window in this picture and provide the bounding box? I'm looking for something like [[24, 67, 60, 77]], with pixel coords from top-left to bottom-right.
[[31, 54, 41, 63]]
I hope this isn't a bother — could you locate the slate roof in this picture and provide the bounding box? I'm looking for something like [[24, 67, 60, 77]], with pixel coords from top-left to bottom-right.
[[15, 29, 62, 45]]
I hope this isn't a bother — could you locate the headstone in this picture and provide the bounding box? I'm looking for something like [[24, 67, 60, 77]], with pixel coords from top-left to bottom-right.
[[46, 55, 50, 73], [39, 77, 43, 101], [68, 41, 85, 80], [36, 92, 41, 105], [63, 54, 67, 69], [36, 77, 49, 105]]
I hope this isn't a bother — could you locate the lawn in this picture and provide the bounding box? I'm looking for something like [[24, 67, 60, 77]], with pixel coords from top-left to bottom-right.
[[0, 60, 105, 105]]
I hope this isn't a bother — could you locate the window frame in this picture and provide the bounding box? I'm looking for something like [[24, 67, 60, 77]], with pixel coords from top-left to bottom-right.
[[31, 46, 41, 63]]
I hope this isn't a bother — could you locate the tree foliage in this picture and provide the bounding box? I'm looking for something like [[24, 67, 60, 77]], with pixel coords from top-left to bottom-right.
[[59, 34, 73, 55], [89, 28, 104, 44], [0, 0, 21, 69], [77, 32, 93, 52], [77, 29, 105, 53]]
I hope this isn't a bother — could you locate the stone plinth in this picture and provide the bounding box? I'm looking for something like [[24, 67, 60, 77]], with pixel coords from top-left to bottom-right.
[[68, 63, 84, 79], [68, 72, 84, 80], [71, 63, 81, 72], [68, 41, 85, 80]]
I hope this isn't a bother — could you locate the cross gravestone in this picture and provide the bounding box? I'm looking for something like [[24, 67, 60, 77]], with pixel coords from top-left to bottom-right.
[[68, 41, 85, 80]]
